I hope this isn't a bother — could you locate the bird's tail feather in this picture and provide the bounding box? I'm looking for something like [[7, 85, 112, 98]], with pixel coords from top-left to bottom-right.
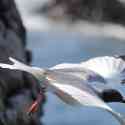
[[106, 108, 125, 125], [0, 57, 44, 78], [0, 57, 31, 72]]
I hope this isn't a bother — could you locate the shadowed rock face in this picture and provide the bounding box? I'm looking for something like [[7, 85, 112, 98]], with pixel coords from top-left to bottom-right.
[[0, 0, 45, 125], [36, 0, 125, 24]]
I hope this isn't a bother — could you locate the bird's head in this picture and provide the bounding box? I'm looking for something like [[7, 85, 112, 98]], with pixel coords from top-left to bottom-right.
[[100, 89, 125, 103]]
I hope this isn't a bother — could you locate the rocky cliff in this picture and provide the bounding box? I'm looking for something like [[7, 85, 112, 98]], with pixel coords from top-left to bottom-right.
[[0, 0, 45, 125], [36, 0, 125, 25]]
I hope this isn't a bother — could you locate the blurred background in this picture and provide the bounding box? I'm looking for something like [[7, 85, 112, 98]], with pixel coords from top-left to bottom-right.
[[15, 0, 125, 125]]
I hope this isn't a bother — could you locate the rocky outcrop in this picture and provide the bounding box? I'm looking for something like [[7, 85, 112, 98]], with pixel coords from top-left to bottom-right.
[[36, 0, 125, 25], [0, 0, 45, 125]]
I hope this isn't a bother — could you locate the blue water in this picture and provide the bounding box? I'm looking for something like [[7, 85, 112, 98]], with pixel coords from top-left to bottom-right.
[[27, 31, 125, 125]]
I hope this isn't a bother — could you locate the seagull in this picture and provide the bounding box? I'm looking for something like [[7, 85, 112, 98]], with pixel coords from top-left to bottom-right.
[[0, 56, 125, 125]]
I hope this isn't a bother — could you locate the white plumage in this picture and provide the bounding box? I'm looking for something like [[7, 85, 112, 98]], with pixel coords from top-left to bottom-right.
[[0, 56, 125, 125], [81, 56, 125, 80]]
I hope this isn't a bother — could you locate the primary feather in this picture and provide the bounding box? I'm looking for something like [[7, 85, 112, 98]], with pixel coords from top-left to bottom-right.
[[81, 56, 125, 83]]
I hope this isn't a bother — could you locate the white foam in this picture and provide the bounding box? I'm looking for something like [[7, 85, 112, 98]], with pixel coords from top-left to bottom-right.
[[15, 0, 125, 40]]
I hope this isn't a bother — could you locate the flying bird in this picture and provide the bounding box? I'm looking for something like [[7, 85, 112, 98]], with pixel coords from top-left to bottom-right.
[[0, 56, 125, 125]]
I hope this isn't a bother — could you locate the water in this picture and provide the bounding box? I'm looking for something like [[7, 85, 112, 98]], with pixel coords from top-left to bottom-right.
[[27, 31, 125, 125]]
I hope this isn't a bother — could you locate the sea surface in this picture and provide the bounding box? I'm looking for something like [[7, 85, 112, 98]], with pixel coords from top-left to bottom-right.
[[27, 31, 125, 125]]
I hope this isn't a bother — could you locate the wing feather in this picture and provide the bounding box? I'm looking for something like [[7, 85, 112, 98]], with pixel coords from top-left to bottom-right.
[[46, 70, 111, 110], [81, 56, 125, 85], [81, 56, 125, 78]]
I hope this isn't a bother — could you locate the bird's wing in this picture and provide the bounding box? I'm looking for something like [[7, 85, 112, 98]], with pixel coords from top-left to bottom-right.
[[0, 57, 45, 80], [46, 70, 111, 110], [81, 56, 125, 86], [51, 63, 81, 69], [46, 70, 125, 125], [51, 67, 107, 83], [51, 65, 111, 95]]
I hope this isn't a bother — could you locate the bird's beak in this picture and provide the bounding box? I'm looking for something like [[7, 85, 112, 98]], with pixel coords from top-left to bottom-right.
[[27, 91, 44, 115]]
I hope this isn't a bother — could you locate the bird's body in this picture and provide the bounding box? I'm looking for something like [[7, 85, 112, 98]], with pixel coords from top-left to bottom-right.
[[0, 56, 125, 125]]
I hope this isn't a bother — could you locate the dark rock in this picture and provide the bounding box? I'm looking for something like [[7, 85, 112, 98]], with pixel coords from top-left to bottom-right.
[[36, 0, 125, 25], [0, 0, 45, 125], [0, 0, 26, 44]]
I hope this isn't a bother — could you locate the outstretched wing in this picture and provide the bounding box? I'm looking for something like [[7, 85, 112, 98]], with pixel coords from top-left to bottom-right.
[[50, 61, 125, 102], [51, 62, 107, 84], [0, 57, 45, 81], [46, 70, 111, 110], [51, 63, 110, 94], [81, 56, 125, 85], [46, 70, 125, 125]]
